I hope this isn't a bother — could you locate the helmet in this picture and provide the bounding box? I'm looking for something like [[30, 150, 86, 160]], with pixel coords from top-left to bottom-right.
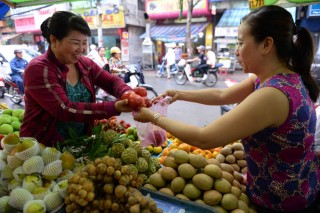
[[197, 45, 205, 51], [110, 46, 121, 54], [14, 49, 22, 54]]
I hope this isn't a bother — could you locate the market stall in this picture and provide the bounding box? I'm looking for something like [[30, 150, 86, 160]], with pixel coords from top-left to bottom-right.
[[0, 101, 252, 212]]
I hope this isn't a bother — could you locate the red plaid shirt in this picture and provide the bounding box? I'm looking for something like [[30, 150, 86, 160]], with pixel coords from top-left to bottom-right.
[[20, 48, 132, 146]]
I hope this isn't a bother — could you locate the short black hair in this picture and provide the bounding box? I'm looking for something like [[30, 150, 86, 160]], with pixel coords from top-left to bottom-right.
[[40, 11, 91, 43]]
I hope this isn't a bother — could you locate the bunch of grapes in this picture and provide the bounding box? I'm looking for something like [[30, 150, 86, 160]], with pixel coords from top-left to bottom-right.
[[65, 155, 163, 213]]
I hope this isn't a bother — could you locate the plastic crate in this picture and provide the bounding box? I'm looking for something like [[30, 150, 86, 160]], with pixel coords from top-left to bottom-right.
[[141, 187, 216, 213], [151, 139, 172, 158]]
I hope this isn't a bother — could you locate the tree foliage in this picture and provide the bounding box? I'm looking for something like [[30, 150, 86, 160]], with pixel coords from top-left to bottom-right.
[[180, 0, 202, 58]]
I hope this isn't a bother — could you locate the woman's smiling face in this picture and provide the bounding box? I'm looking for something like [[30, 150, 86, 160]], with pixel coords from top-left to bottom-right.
[[235, 22, 263, 74], [51, 30, 88, 65]]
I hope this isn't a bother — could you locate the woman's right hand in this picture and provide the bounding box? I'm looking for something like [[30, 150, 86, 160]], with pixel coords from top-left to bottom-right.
[[115, 99, 132, 112], [153, 90, 179, 104]]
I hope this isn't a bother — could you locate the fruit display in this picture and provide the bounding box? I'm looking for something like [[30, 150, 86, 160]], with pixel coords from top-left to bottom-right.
[[0, 108, 24, 136], [146, 140, 171, 157], [65, 156, 163, 213], [215, 142, 247, 175], [158, 132, 222, 165], [144, 149, 257, 213], [0, 133, 77, 212]]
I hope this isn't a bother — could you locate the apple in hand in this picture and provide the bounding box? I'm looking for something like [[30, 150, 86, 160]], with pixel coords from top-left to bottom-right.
[[133, 87, 147, 97], [128, 93, 145, 110], [121, 90, 135, 100]]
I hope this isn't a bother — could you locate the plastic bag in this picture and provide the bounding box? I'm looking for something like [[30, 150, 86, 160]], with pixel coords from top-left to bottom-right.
[[134, 97, 171, 148]]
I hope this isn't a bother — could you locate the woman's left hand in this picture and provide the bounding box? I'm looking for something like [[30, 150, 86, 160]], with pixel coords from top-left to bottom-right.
[[133, 107, 155, 123], [115, 99, 132, 112]]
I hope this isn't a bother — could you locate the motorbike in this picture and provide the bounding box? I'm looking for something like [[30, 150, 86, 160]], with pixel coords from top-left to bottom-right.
[[0, 75, 23, 104], [95, 60, 158, 102], [155, 57, 179, 78], [174, 59, 223, 87]]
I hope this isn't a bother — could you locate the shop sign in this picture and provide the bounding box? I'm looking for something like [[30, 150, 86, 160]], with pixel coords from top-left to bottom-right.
[[34, 4, 66, 30], [121, 39, 129, 62], [72, 5, 125, 29], [14, 17, 36, 33], [145, 0, 210, 19], [309, 4, 320, 17], [215, 27, 238, 37], [122, 31, 129, 39], [249, 0, 320, 10]]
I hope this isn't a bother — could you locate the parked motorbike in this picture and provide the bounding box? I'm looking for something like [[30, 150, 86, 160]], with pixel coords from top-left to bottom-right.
[[0, 75, 23, 104], [174, 59, 223, 87], [155, 57, 179, 78], [96, 60, 158, 102]]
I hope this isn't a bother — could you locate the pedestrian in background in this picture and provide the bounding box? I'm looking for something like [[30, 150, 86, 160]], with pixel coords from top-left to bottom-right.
[[174, 44, 182, 63], [165, 47, 175, 79]]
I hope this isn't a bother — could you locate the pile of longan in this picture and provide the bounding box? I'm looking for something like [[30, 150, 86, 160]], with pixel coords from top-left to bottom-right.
[[65, 155, 163, 213]]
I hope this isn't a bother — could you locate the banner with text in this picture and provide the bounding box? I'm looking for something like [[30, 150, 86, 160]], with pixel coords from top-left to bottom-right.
[[145, 0, 210, 19], [72, 4, 125, 29], [249, 0, 320, 10]]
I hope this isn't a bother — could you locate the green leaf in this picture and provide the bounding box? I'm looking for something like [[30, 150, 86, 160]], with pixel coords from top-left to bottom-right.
[[68, 128, 78, 139]]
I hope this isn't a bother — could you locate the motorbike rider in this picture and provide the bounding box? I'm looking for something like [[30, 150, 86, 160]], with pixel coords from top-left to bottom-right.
[[109, 46, 129, 82], [190, 45, 208, 79], [9, 49, 28, 95], [165, 47, 176, 79]]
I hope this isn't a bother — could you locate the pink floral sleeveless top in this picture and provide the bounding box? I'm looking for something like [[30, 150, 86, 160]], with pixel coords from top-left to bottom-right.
[[242, 73, 320, 211]]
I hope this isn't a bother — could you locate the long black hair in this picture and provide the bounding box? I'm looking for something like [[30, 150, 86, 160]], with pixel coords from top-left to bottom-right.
[[40, 11, 91, 43], [241, 5, 319, 102]]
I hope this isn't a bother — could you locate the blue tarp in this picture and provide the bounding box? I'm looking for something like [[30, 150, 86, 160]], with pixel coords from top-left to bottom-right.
[[0, 2, 10, 20], [302, 18, 320, 32], [216, 8, 251, 28], [140, 23, 208, 43]]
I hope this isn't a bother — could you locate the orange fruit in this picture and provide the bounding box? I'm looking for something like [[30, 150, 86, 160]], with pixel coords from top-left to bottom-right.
[[178, 143, 192, 153], [162, 147, 170, 156]]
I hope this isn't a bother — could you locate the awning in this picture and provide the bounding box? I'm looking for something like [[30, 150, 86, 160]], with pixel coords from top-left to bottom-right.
[[1, 33, 21, 41], [302, 17, 320, 32], [216, 8, 250, 28], [0, 2, 10, 19], [140, 23, 208, 43], [1, 0, 81, 8], [215, 8, 250, 37]]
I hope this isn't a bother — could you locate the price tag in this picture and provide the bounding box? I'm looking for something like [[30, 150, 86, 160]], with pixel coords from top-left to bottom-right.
[[248, 0, 264, 10]]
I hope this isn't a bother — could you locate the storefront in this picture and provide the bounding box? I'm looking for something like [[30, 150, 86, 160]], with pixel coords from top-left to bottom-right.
[[71, 4, 125, 51], [9, 4, 67, 47], [141, 0, 212, 63]]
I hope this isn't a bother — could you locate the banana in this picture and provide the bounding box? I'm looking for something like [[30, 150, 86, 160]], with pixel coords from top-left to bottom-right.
[[0, 103, 8, 109]]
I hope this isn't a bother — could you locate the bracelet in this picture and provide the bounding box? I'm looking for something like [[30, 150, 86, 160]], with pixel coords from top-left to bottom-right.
[[151, 113, 163, 125]]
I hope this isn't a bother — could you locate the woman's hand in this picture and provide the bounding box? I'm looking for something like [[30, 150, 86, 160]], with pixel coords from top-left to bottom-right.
[[153, 90, 179, 104], [133, 107, 155, 123], [115, 99, 132, 112]]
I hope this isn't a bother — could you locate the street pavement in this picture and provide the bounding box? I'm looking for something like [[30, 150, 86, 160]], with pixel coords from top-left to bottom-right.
[[0, 69, 249, 127]]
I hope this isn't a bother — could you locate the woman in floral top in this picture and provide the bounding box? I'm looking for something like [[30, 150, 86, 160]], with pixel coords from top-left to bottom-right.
[[108, 46, 130, 82], [133, 5, 320, 212]]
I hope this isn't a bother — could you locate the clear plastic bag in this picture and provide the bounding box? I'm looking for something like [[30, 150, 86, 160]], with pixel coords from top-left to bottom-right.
[[134, 97, 171, 148]]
